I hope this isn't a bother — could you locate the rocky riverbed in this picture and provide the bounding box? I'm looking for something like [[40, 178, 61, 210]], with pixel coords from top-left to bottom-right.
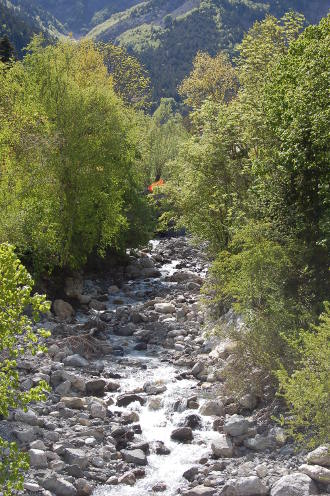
[[2, 237, 329, 496]]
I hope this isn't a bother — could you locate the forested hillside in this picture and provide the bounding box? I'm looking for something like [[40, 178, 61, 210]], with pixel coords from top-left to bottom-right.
[[87, 0, 330, 101], [2, 0, 329, 101]]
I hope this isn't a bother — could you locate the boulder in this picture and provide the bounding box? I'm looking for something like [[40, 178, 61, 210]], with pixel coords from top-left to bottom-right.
[[221, 476, 269, 495], [183, 414, 202, 430], [154, 303, 176, 314], [64, 448, 89, 469], [171, 427, 193, 442], [117, 394, 145, 407], [224, 415, 250, 437], [307, 446, 330, 467], [121, 449, 147, 466], [114, 323, 136, 336], [75, 478, 93, 496], [211, 434, 234, 458], [200, 400, 224, 417], [244, 434, 275, 451], [41, 475, 77, 496], [118, 471, 136, 485], [53, 299, 75, 321], [15, 408, 38, 426], [270, 473, 318, 496], [64, 354, 89, 368], [85, 379, 106, 396], [300, 464, 330, 484], [184, 486, 216, 496], [28, 448, 48, 468], [90, 402, 107, 419], [61, 397, 86, 410]]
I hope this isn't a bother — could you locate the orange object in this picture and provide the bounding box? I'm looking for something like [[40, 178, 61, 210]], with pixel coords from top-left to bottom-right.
[[148, 178, 165, 192]]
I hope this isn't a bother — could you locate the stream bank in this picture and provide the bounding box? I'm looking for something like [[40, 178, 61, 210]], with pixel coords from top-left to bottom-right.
[[2, 237, 329, 496]]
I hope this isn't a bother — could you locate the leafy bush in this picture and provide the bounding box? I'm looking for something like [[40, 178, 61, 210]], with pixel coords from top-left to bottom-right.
[[277, 303, 330, 448], [0, 243, 50, 494]]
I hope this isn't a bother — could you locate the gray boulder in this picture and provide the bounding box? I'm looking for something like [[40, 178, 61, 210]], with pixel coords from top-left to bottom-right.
[[64, 448, 89, 469], [41, 475, 77, 496], [28, 448, 48, 468], [171, 427, 193, 442], [270, 473, 318, 496], [64, 354, 89, 368], [211, 434, 234, 458], [200, 400, 224, 417], [300, 464, 330, 484], [307, 446, 330, 467], [224, 415, 250, 437], [221, 476, 269, 495], [121, 449, 147, 466]]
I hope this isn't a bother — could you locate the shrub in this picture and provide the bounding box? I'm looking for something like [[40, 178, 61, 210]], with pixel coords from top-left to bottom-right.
[[0, 243, 50, 494], [277, 302, 330, 448]]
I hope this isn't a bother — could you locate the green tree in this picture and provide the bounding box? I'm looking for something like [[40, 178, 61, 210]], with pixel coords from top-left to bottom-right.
[[99, 42, 151, 110], [0, 243, 50, 495], [0, 36, 153, 273], [277, 302, 330, 448]]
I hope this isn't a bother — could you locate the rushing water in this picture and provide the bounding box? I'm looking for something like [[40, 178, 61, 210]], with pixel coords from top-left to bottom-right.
[[93, 240, 217, 496]]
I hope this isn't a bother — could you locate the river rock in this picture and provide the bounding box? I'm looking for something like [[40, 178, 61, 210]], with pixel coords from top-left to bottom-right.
[[64, 448, 89, 469], [75, 478, 93, 496], [28, 448, 48, 468], [154, 441, 171, 455], [117, 394, 145, 407], [244, 434, 275, 451], [152, 482, 167, 492], [300, 463, 330, 484], [90, 402, 107, 419], [122, 449, 147, 466], [183, 414, 202, 430], [61, 397, 86, 409], [115, 323, 136, 336], [184, 486, 216, 496], [41, 475, 77, 496], [154, 302, 176, 314], [306, 445, 330, 467], [221, 476, 269, 495], [171, 427, 193, 442], [53, 299, 75, 320], [85, 379, 106, 396], [64, 354, 89, 368], [211, 434, 234, 458], [200, 400, 224, 417], [14, 427, 36, 443], [270, 473, 318, 496], [15, 408, 38, 426], [224, 415, 250, 437], [183, 466, 199, 482], [118, 471, 136, 485]]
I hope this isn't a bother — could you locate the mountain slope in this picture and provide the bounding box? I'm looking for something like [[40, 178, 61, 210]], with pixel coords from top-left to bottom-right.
[[87, 0, 330, 102]]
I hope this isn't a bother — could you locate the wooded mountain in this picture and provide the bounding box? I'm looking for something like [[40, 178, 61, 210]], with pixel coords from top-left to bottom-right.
[[1, 0, 329, 100]]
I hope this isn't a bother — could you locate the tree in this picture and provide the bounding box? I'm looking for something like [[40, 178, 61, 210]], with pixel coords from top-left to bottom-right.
[[0, 36, 153, 273], [178, 51, 238, 109], [0, 35, 15, 63], [0, 243, 50, 494], [99, 42, 151, 110]]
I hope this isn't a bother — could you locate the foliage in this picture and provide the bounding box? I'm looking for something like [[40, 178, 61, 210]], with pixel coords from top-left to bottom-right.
[[99, 42, 151, 110], [179, 51, 238, 109], [0, 243, 50, 494], [277, 303, 330, 448], [166, 12, 330, 438], [0, 37, 154, 273], [142, 98, 188, 185]]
